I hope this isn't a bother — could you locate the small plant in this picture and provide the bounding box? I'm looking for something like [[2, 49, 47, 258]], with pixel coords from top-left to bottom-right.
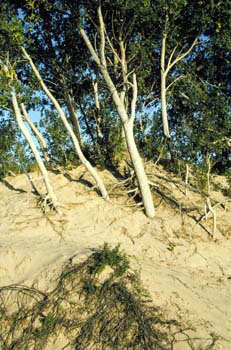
[[194, 164, 209, 195], [34, 313, 57, 338], [89, 243, 130, 277]]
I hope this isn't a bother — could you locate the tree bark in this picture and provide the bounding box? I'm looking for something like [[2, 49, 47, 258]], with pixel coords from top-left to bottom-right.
[[123, 120, 155, 218], [64, 92, 83, 146], [22, 46, 109, 200], [161, 33, 171, 139], [92, 79, 103, 139], [20, 102, 50, 162], [11, 91, 58, 208]]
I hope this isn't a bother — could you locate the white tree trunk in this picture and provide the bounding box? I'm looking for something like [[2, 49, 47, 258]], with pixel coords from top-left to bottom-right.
[[92, 79, 103, 139], [160, 33, 197, 139], [80, 11, 155, 217], [22, 47, 109, 200], [161, 34, 170, 139], [124, 121, 155, 218], [11, 91, 58, 208], [20, 102, 50, 162], [64, 93, 83, 146]]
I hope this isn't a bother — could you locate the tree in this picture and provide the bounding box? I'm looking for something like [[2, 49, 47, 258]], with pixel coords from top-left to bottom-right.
[[80, 5, 155, 218], [1, 0, 230, 212], [22, 47, 109, 200], [11, 90, 59, 209]]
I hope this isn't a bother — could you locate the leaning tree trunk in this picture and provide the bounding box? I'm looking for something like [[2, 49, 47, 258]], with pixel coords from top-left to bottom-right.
[[64, 92, 83, 147], [22, 47, 109, 200], [123, 121, 155, 218], [92, 79, 103, 140], [80, 7, 155, 218], [100, 71, 155, 218], [11, 91, 58, 209], [20, 102, 50, 162]]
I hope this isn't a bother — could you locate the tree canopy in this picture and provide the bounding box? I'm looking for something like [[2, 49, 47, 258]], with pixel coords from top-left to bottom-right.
[[0, 0, 230, 181]]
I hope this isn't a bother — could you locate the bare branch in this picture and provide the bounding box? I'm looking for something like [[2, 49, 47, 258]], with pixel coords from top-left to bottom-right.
[[105, 32, 121, 65], [79, 29, 101, 66], [80, 27, 128, 125], [166, 37, 198, 74], [97, 6, 107, 68], [167, 44, 179, 70], [127, 53, 137, 64], [166, 76, 184, 92], [161, 33, 167, 74]]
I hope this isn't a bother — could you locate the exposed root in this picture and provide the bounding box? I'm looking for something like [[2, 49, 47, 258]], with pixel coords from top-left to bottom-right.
[[0, 244, 220, 350], [108, 171, 144, 209], [36, 193, 58, 214], [0, 245, 174, 350]]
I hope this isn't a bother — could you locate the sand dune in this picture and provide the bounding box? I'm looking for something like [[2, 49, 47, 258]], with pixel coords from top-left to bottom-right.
[[0, 165, 231, 349]]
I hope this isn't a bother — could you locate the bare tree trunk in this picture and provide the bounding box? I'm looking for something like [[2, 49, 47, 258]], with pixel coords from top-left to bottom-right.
[[11, 91, 58, 209], [20, 102, 50, 162], [160, 32, 198, 139], [206, 197, 217, 241], [80, 7, 155, 218], [160, 34, 170, 139], [119, 39, 128, 147], [92, 79, 103, 139], [22, 47, 109, 200], [124, 120, 155, 218], [185, 163, 189, 196], [64, 92, 83, 146]]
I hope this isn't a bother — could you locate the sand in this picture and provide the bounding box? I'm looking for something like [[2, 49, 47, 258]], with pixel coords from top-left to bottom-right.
[[0, 164, 231, 349]]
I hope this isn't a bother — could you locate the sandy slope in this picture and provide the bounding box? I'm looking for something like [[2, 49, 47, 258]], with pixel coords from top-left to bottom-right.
[[0, 165, 231, 349]]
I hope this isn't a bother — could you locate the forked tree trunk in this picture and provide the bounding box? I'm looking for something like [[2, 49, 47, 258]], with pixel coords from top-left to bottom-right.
[[22, 47, 109, 200], [160, 32, 197, 139], [20, 102, 50, 162], [11, 91, 58, 208], [80, 7, 155, 218]]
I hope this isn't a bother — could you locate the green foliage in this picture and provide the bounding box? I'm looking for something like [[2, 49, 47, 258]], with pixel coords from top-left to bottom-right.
[[34, 313, 57, 338], [89, 243, 130, 277], [0, 3, 25, 50], [97, 125, 127, 168], [193, 164, 210, 195], [0, 117, 32, 178], [0, 0, 230, 184], [40, 109, 79, 167]]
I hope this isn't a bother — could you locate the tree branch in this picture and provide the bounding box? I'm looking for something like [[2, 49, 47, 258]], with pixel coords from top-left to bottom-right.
[[166, 37, 198, 74], [97, 6, 107, 68], [167, 44, 179, 70], [161, 33, 166, 74], [80, 29, 128, 125], [79, 29, 101, 66], [166, 76, 184, 92]]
